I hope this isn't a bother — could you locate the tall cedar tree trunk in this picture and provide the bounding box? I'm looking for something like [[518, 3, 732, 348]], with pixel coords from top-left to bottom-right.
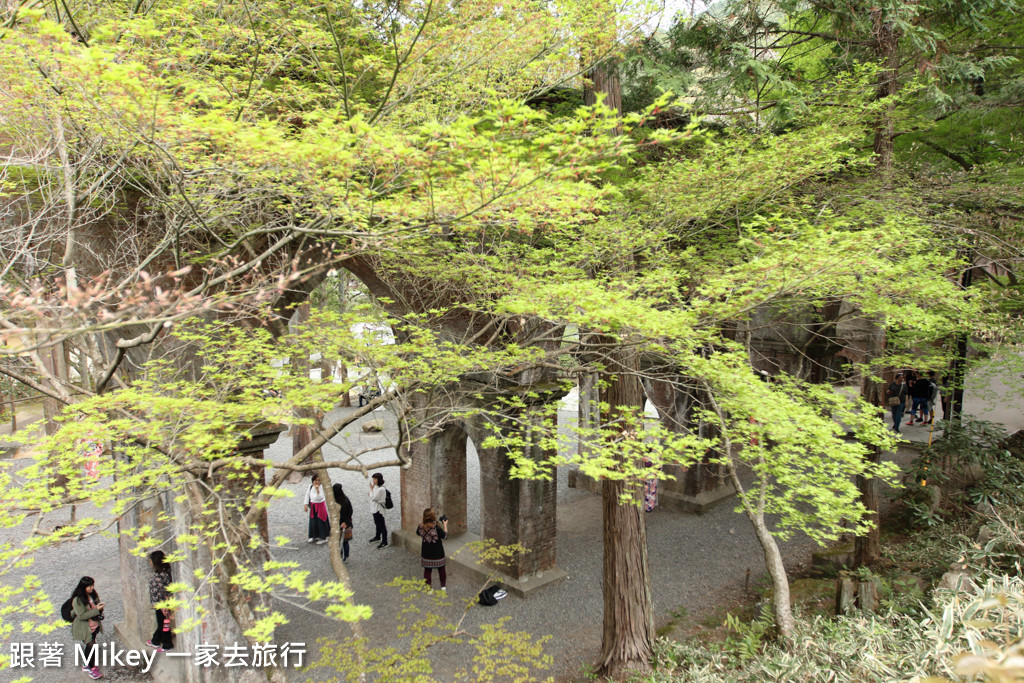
[[853, 445, 882, 566], [596, 343, 654, 678], [947, 251, 974, 427], [871, 11, 900, 170], [585, 63, 654, 678], [854, 376, 883, 567], [583, 63, 623, 112]]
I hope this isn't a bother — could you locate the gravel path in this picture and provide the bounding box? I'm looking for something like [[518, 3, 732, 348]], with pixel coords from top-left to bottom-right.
[[0, 472, 138, 681], [1, 403, 905, 682], [265, 406, 831, 682]]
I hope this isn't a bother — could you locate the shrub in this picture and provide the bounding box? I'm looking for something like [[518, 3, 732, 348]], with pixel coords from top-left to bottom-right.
[[896, 418, 1024, 530], [646, 512, 1024, 683], [649, 575, 1024, 683], [959, 509, 1024, 581]]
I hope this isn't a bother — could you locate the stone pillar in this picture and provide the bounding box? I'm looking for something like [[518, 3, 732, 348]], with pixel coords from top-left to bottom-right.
[[567, 372, 602, 494], [234, 424, 286, 542], [468, 412, 557, 579], [113, 424, 284, 683], [116, 489, 173, 661], [399, 422, 468, 535], [643, 378, 735, 514]]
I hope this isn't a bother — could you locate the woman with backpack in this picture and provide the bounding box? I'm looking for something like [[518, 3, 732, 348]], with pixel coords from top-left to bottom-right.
[[303, 474, 330, 545], [70, 576, 105, 680], [416, 508, 448, 591], [368, 473, 389, 549], [332, 483, 354, 562], [146, 551, 174, 652]]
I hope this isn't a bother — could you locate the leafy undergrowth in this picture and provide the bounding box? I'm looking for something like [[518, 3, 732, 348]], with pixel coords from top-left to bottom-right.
[[645, 510, 1024, 683]]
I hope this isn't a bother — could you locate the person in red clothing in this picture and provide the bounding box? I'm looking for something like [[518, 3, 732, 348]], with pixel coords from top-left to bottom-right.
[[303, 474, 330, 544]]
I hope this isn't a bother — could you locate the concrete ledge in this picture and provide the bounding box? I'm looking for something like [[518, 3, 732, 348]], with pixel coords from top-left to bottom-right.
[[658, 485, 736, 515], [391, 530, 569, 599]]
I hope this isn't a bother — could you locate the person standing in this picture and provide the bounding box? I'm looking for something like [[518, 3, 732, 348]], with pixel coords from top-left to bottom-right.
[[368, 473, 389, 549], [332, 483, 354, 562], [887, 373, 909, 434], [146, 551, 174, 652], [416, 508, 448, 591], [70, 576, 105, 680], [304, 474, 330, 545], [908, 372, 933, 425]]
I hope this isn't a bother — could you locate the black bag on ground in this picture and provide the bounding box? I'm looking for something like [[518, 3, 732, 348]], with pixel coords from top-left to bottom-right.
[[384, 489, 394, 509], [478, 586, 499, 606], [478, 584, 507, 606], [61, 598, 75, 623]]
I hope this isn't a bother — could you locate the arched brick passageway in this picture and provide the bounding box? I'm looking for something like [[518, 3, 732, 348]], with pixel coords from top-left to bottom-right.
[[394, 393, 564, 594]]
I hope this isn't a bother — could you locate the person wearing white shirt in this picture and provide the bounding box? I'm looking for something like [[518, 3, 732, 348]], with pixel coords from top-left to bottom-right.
[[368, 473, 389, 548], [303, 474, 330, 545]]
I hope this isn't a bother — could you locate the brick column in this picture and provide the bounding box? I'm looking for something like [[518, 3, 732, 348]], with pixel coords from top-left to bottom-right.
[[400, 422, 468, 534], [468, 412, 557, 579], [643, 378, 734, 514], [114, 423, 284, 683]]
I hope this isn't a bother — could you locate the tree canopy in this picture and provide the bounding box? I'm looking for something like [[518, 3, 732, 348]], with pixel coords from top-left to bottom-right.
[[1, 0, 1022, 678]]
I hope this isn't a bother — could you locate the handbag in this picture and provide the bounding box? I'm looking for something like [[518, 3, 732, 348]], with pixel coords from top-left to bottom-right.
[[344, 528, 353, 541], [887, 396, 901, 406]]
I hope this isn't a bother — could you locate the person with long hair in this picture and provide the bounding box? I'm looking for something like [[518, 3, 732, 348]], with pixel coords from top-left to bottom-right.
[[145, 551, 174, 652], [304, 474, 330, 544], [332, 483, 354, 562], [70, 576, 105, 679], [368, 473, 389, 549], [416, 508, 448, 591]]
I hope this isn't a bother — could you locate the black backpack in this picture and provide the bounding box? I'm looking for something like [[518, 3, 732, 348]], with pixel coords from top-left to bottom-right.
[[384, 489, 394, 510], [478, 585, 507, 606], [478, 586, 499, 606], [61, 598, 75, 623]]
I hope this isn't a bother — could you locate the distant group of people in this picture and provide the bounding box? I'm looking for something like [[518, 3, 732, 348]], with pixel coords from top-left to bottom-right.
[[886, 370, 945, 433], [303, 472, 449, 590], [304, 471, 392, 555]]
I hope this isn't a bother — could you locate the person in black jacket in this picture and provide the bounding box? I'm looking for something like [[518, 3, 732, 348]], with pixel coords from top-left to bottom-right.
[[332, 484, 354, 562], [146, 551, 174, 652], [907, 372, 934, 425], [416, 508, 448, 591]]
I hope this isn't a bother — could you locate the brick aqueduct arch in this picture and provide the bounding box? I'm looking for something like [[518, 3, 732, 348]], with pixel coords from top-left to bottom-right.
[[386, 376, 737, 596], [338, 260, 880, 596], [394, 395, 561, 587], [340, 258, 743, 596]]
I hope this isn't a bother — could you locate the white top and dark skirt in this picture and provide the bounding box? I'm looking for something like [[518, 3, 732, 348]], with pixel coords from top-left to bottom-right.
[[305, 484, 330, 540], [417, 523, 447, 568]]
